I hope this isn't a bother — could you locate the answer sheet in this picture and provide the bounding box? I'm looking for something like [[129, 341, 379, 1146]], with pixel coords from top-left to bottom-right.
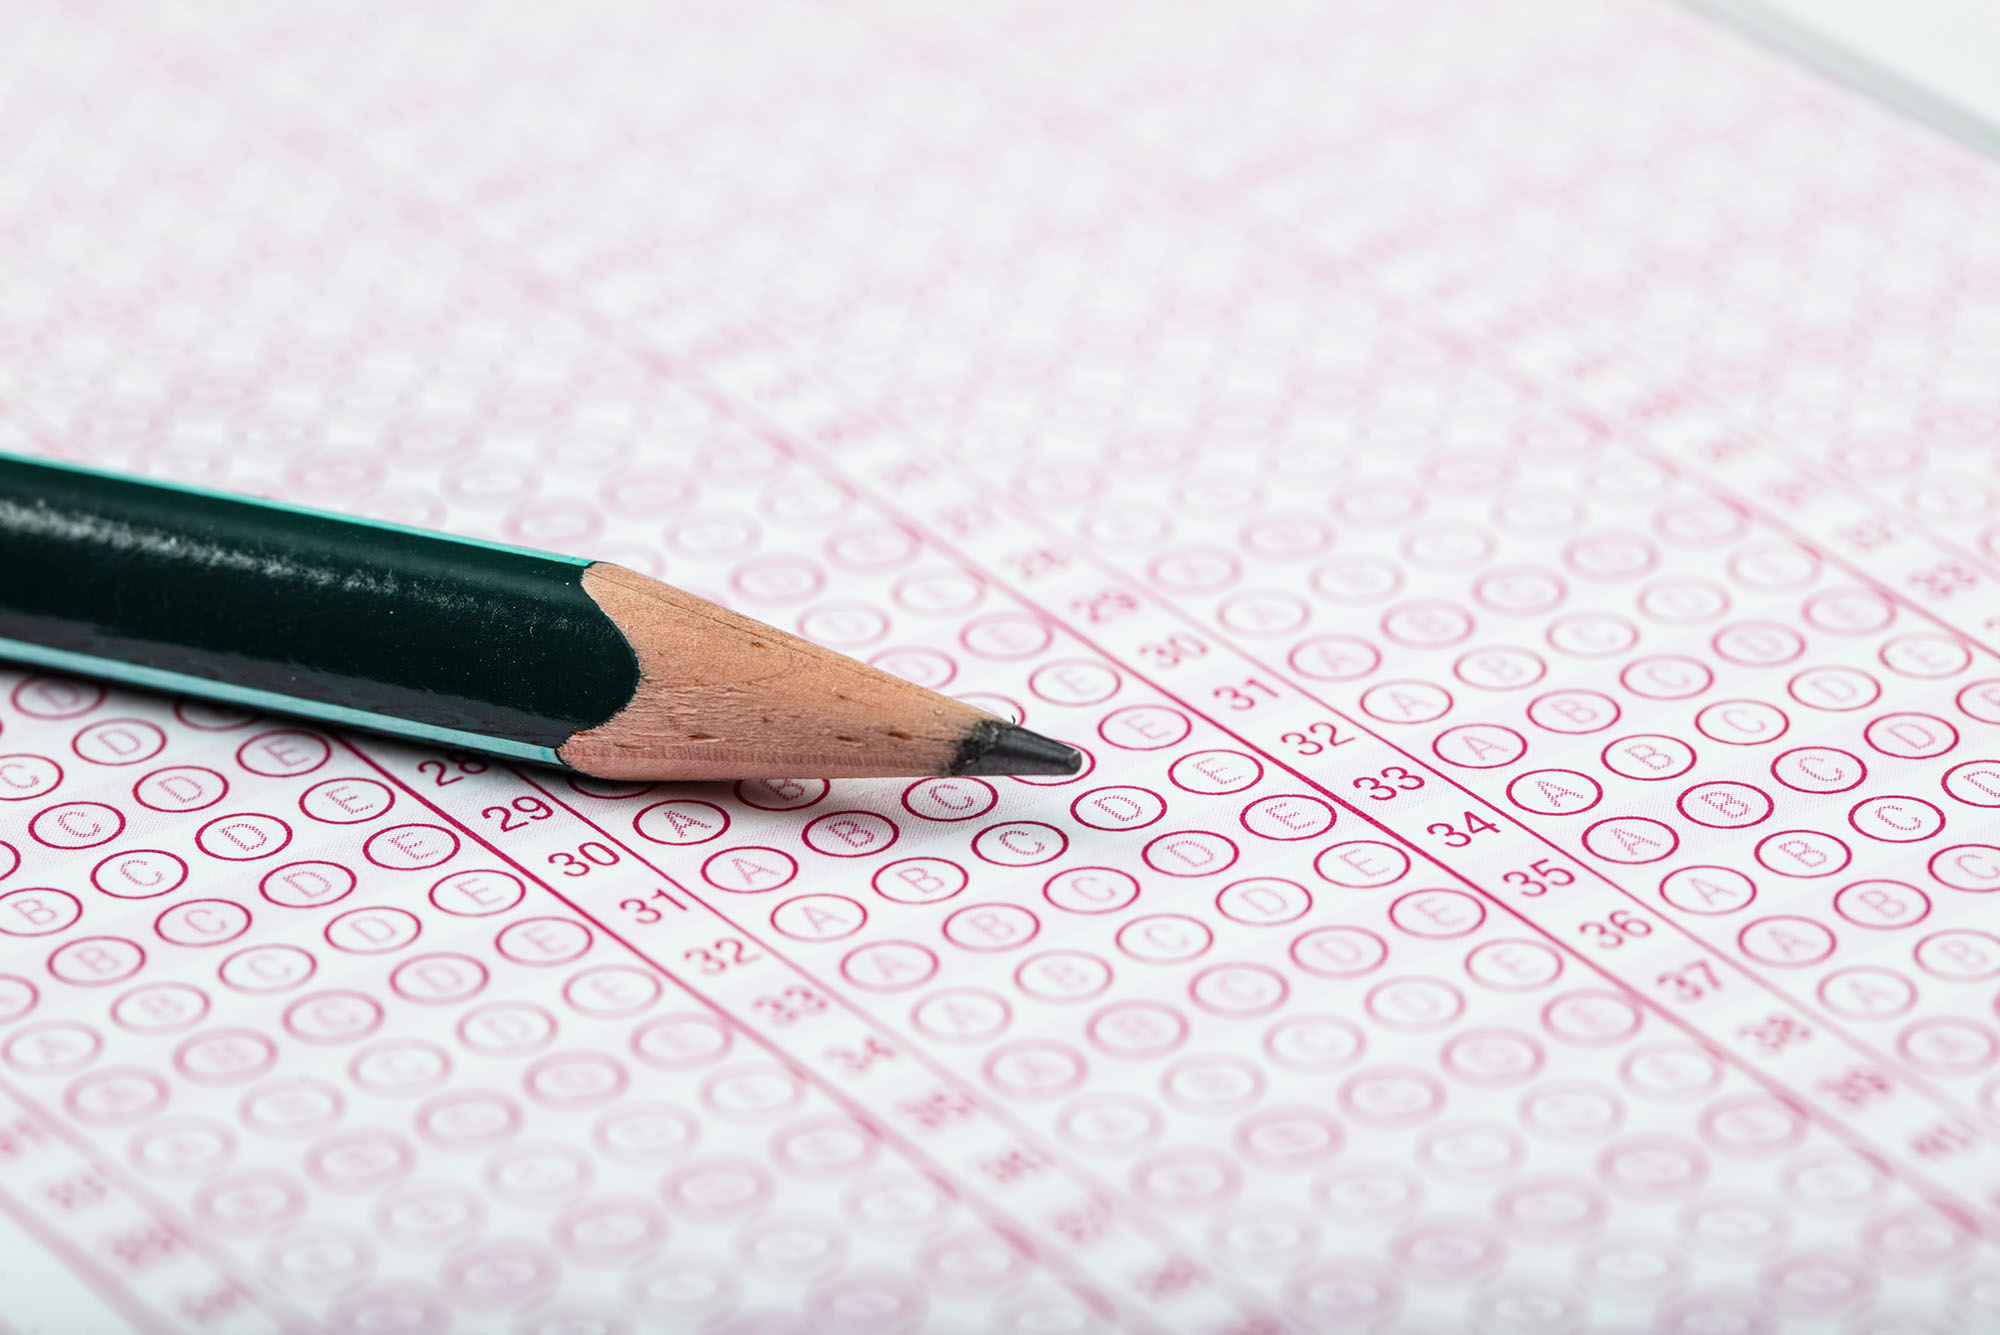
[[4, 0, 2000, 1329]]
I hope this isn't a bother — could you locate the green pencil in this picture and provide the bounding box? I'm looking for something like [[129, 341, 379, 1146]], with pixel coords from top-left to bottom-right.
[[0, 453, 1082, 780]]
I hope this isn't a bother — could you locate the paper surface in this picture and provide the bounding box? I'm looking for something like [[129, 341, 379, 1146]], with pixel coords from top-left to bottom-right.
[[4, 0, 2000, 1330]]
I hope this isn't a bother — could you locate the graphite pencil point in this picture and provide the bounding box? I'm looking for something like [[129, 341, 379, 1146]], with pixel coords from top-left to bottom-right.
[[950, 720, 1085, 777]]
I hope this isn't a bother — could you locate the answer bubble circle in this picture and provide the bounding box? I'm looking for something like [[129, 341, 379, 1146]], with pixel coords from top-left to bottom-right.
[[1432, 725, 1527, 769], [873, 858, 969, 905], [1659, 866, 1756, 916], [1043, 868, 1140, 915], [633, 801, 730, 846], [92, 851, 189, 901], [31, 802, 124, 850], [701, 847, 799, 893], [972, 822, 1067, 867], [1600, 735, 1697, 782]]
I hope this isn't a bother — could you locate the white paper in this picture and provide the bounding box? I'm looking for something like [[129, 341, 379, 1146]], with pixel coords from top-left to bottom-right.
[[4, 0, 2000, 1329]]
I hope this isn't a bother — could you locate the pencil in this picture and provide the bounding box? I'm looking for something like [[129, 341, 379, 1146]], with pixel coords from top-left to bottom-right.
[[0, 453, 1084, 781]]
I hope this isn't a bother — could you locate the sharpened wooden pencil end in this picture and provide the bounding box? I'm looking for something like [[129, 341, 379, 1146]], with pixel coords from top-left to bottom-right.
[[558, 563, 1087, 781]]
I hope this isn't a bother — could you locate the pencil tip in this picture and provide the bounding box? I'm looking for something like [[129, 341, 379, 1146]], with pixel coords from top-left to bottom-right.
[[950, 720, 1084, 777]]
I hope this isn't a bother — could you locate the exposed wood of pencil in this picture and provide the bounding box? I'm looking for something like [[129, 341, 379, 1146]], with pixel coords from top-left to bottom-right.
[[563, 563, 1007, 780]]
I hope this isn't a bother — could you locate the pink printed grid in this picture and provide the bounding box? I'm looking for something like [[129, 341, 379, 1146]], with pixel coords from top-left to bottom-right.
[[4, 0, 2000, 1331]]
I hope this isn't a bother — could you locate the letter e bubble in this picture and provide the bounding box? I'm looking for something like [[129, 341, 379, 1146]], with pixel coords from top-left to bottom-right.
[[495, 918, 592, 966], [1314, 841, 1411, 889], [363, 824, 459, 871], [1097, 706, 1193, 751], [1388, 890, 1485, 939], [299, 779, 395, 824], [1239, 795, 1335, 840], [429, 871, 526, 917], [1168, 750, 1264, 795], [235, 730, 331, 777]]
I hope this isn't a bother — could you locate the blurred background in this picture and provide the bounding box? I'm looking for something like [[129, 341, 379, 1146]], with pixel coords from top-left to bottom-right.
[[1708, 0, 2000, 156]]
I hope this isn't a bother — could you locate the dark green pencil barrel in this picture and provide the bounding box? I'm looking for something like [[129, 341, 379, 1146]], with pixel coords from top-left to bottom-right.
[[0, 455, 640, 749]]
